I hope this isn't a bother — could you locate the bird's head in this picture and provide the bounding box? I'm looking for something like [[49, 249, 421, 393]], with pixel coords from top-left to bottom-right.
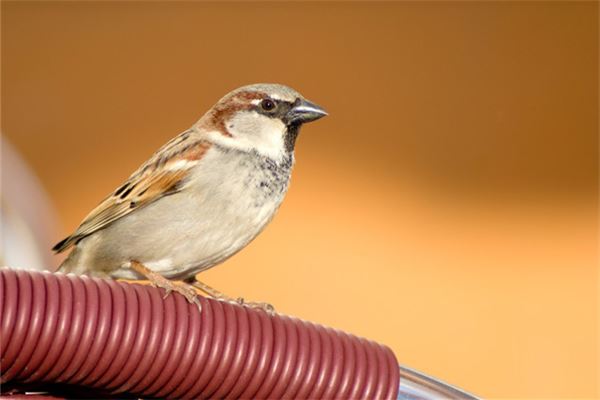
[[198, 83, 327, 160]]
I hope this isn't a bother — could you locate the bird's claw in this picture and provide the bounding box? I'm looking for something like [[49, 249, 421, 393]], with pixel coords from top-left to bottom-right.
[[235, 297, 275, 315]]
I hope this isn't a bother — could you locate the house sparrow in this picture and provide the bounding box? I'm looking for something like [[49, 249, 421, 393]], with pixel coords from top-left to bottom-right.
[[53, 83, 327, 308]]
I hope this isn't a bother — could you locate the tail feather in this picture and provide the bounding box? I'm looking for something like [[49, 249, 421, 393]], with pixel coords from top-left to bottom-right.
[[52, 235, 77, 253]]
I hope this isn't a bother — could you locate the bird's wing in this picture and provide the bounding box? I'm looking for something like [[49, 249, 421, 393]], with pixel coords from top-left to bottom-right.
[[53, 132, 211, 253]]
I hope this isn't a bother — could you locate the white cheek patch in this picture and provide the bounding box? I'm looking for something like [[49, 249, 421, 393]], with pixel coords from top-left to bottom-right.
[[223, 111, 287, 160]]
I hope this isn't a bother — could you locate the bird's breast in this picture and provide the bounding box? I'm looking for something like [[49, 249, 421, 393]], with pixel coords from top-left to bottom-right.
[[172, 147, 293, 270], [190, 146, 293, 216]]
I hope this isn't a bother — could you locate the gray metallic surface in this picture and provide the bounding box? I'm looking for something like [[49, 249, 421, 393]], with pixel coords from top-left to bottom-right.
[[398, 365, 480, 400]]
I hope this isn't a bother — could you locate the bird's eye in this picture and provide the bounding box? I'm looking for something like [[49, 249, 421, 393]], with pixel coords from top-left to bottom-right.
[[260, 99, 276, 111]]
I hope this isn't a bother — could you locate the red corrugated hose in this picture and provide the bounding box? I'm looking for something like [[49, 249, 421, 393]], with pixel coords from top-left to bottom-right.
[[0, 268, 399, 399]]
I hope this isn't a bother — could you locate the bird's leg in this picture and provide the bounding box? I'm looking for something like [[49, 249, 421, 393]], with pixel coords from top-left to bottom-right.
[[190, 278, 275, 314], [189, 279, 230, 298], [130, 260, 202, 310]]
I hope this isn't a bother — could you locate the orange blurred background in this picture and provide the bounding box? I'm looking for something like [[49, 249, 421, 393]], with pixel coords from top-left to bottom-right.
[[2, 2, 598, 398]]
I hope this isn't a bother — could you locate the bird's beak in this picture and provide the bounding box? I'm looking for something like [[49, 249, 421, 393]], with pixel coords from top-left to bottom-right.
[[285, 98, 328, 125]]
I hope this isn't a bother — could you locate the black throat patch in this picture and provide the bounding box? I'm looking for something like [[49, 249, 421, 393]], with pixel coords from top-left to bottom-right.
[[284, 123, 301, 153]]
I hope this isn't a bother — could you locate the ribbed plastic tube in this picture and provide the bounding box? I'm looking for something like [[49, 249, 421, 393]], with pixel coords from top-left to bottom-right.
[[0, 268, 399, 399]]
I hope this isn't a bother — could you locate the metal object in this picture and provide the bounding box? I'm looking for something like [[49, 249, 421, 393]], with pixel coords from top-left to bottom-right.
[[398, 365, 479, 400]]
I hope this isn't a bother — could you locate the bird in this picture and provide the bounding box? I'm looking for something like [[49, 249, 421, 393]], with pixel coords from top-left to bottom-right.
[[52, 83, 327, 309]]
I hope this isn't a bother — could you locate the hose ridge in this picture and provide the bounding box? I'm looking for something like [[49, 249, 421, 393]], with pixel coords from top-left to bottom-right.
[[0, 268, 399, 399]]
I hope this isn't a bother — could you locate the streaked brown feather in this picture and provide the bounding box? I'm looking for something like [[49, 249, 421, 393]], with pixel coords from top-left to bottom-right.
[[53, 137, 211, 253]]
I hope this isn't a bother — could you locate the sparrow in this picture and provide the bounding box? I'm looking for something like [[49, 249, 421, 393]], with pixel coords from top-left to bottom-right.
[[53, 83, 327, 308]]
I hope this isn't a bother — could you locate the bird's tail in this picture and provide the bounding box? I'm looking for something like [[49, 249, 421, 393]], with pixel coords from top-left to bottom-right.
[[52, 235, 77, 253]]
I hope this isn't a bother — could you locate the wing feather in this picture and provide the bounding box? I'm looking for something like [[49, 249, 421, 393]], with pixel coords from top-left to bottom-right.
[[53, 134, 210, 253]]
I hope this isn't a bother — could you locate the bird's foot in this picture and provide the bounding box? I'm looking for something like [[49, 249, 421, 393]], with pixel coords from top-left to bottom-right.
[[161, 280, 202, 308], [235, 297, 275, 315], [191, 279, 275, 314], [130, 260, 202, 311]]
